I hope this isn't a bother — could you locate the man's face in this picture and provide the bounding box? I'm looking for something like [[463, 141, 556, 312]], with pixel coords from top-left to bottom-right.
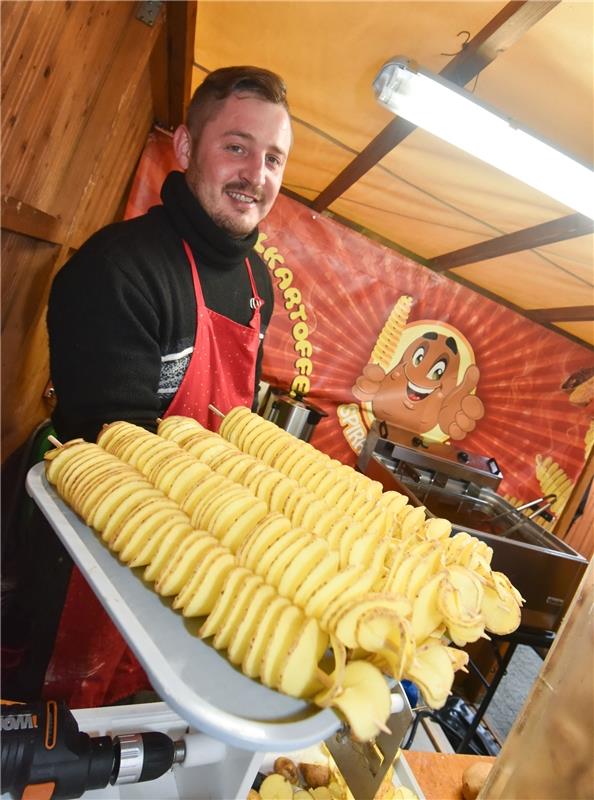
[[185, 93, 292, 238]]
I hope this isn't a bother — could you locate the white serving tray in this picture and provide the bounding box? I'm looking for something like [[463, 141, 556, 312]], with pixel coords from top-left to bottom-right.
[[26, 464, 340, 752], [261, 744, 426, 799]]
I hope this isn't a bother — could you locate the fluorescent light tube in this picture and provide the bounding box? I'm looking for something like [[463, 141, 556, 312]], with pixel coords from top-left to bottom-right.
[[373, 58, 594, 220]]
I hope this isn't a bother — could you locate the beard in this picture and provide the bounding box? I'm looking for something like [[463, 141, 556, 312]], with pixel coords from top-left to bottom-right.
[[186, 165, 264, 239], [208, 205, 257, 239]]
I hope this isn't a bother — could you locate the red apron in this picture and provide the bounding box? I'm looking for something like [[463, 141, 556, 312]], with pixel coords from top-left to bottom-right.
[[164, 240, 262, 428], [44, 240, 262, 707]]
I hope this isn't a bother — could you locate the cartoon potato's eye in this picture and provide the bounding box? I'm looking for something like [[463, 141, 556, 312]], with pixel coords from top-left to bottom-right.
[[412, 347, 425, 366], [427, 359, 447, 381]]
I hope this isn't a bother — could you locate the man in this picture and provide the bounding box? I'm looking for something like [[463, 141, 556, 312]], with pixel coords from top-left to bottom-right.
[[48, 65, 292, 441], [27, 66, 292, 706]]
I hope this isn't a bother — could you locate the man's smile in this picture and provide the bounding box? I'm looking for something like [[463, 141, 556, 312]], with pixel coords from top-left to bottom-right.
[[226, 190, 258, 204]]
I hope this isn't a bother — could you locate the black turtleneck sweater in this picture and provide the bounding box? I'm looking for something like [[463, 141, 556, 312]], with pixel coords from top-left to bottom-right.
[[48, 171, 274, 442]]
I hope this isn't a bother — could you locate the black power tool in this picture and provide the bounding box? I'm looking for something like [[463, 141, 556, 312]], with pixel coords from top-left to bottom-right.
[[0, 700, 186, 799]]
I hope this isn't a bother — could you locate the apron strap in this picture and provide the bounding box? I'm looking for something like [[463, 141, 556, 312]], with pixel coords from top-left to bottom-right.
[[245, 256, 263, 308], [183, 240, 263, 314], [182, 240, 206, 309]]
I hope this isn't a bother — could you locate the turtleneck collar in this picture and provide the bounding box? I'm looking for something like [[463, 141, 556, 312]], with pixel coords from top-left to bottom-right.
[[160, 171, 259, 270]]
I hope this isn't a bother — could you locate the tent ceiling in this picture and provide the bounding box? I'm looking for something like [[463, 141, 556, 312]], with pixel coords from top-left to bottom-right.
[[190, 1, 594, 347]]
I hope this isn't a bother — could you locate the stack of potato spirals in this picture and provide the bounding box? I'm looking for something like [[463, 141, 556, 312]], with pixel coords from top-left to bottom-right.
[[44, 406, 523, 742]]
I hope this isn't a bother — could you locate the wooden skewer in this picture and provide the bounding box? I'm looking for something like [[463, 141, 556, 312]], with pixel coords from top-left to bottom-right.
[[316, 667, 336, 690], [373, 719, 392, 735], [208, 403, 225, 419], [48, 435, 63, 448]]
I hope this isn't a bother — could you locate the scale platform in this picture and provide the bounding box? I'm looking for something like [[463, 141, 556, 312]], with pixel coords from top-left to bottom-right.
[[26, 463, 340, 752]]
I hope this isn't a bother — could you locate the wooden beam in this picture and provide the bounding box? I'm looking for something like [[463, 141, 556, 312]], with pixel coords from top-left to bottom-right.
[[427, 214, 594, 272], [165, 0, 197, 129], [150, 20, 170, 128], [1, 195, 65, 245], [527, 306, 594, 323], [439, 1, 560, 84], [555, 450, 594, 539], [280, 191, 592, 349], [311, 1, 560, 213], [435, 270, 593, 349]]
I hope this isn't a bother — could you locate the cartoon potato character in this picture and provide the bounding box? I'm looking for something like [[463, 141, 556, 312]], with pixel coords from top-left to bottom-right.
[[352, 328, 484, 441]]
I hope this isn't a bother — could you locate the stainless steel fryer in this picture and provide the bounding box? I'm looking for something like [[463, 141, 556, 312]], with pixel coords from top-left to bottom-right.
[[358, 423, 588, 632]]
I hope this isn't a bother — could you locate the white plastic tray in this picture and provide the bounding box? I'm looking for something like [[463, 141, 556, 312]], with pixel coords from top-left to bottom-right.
[[261, 744, 426, 799], [26, 464, 340, 752]]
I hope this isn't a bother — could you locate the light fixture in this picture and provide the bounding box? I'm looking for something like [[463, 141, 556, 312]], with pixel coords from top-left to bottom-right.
[[373, 57, 594, 220]]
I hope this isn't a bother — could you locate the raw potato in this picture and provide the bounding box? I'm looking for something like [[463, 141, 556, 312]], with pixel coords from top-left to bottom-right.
[[47, 409, 524, 743], [273, 756, 300, 784], [310, 789, 333, 800], [323, 660, 392, 742], [327, 780, 346, 800], [462, 761, 493, 800], [374, 768, 395, 800], [259, 773, 293, 800], [300, 762, 331, 789]]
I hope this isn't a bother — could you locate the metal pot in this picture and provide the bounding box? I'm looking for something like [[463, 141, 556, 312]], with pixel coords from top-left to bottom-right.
[[261, 389, 327, 442]]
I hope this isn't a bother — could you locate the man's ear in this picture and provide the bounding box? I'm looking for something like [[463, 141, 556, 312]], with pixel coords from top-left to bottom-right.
[[173, 125, 192, 170]]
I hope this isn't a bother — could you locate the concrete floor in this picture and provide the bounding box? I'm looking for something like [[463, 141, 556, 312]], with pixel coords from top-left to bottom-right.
[[483, 644, 544, 741], [406, 644, 545, 754]]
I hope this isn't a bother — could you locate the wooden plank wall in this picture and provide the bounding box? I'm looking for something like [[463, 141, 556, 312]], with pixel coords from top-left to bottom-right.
[[1, 1, 164, 462]]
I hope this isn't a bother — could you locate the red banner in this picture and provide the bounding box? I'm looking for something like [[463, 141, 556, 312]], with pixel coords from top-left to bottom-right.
[[127, 129, 594, 520]]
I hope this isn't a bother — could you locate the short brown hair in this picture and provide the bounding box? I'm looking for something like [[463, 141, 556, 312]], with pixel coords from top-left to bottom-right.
[[186, 66, 289, 141]]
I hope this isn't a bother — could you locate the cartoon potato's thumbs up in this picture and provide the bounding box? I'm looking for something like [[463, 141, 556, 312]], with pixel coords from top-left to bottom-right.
[[352, 363, 386, 402], [438, 364, 485, 440]]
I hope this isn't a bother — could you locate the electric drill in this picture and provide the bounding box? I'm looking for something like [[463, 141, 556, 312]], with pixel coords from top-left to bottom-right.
[[0, 700, 185, 800]]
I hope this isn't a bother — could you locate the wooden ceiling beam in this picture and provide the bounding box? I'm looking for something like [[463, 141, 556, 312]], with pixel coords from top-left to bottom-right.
[[151, 0, 197, 129], [440, 1, 560, 84], [311, 0, 560, 213], [427, 213, 594, 272], [527, 306, 594, 323], [1, 195, 65, 245], [438, 271, 591, 348], [283, 188, 592, 348]]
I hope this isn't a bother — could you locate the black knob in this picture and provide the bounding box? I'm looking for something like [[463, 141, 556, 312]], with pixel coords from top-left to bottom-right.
[[138, 732, 176, 783], [457, 451, 469, 463]]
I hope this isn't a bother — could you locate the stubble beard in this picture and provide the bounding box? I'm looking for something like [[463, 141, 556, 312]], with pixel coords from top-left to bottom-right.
[[209, 206, 256, 239], [187, 165, 261, 239]]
